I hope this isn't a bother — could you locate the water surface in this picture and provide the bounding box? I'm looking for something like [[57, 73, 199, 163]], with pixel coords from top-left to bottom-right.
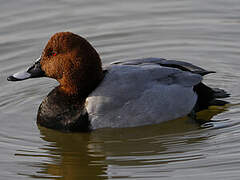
[[1, 0, 240, 179]]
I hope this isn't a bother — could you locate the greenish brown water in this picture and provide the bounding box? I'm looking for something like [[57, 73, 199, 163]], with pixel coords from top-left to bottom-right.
[[1, 0, 240, 179]]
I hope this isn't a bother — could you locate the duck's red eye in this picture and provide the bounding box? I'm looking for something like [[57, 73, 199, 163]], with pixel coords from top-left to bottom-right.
[[49, 51, 57, 57]]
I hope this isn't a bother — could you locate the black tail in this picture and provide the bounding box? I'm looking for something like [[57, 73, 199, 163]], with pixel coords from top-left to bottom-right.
[[193, 83, 229, 112]]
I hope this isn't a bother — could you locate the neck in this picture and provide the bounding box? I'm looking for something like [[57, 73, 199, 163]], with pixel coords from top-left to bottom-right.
[[58, 71, 104, 97], [59, 84, 79, 96]]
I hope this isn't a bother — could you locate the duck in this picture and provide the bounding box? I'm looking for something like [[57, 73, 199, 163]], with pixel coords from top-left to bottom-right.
[[7, 32, 229, 132]]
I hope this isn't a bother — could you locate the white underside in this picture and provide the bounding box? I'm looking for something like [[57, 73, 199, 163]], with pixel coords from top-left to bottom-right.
[[86, 59, 202, 129]]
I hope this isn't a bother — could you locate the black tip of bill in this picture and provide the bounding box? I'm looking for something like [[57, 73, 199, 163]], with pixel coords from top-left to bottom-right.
[[7, 75, 20, 81]]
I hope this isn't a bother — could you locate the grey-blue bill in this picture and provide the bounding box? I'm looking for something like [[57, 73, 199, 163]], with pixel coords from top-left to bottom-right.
[[7, 58, 45, 81]]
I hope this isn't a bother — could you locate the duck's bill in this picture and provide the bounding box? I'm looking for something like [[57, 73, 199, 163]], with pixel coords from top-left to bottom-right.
[[7, 58, 45, 81]]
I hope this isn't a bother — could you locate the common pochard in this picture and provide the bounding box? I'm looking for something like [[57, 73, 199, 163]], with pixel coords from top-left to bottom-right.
[[8, 32, 229, 132]]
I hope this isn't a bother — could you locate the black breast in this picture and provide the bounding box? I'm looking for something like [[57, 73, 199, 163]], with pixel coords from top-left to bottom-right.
[[37, 88, 90, 132]]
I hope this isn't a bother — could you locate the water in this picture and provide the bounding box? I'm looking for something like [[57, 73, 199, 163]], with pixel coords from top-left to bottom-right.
[[1, 0, 240, 179]]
